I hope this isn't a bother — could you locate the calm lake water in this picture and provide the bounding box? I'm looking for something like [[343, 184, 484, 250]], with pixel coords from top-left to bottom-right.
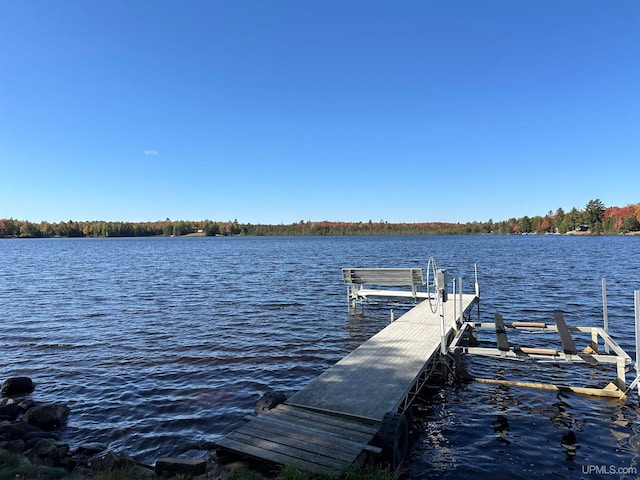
[[1, 235, 640, 478]]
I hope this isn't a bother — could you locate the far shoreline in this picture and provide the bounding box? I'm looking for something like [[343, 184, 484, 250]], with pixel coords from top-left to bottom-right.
[[2, 230, 640, 240]]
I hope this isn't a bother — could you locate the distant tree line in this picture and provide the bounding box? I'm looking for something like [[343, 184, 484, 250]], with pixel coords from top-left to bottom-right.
[[0, 218, 236, 238], [2, 199, 639, 238]]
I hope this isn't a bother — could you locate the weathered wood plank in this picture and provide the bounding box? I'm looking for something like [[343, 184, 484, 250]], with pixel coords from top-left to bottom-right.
[[244, 414, 375, 445], [224, 431, 350, 471], [236, 423, 359, 462], [244, 412, 375, 448], [215, 436, 344, 477], [474, 377, 626, 399], [270, 405, 378, 436]]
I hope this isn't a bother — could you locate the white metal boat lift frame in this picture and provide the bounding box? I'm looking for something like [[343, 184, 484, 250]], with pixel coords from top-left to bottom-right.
[[449, 287, 640, 402]]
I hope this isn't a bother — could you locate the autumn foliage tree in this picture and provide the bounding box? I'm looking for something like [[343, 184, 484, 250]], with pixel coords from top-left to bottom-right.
[[2, 199, 639, 238]]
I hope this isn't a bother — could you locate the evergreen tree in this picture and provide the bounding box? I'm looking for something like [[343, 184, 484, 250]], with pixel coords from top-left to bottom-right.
[[585, 199, 606, 229]]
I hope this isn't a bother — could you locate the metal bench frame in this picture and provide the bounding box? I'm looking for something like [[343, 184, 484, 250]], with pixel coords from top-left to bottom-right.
[[341, 268, 425, 313]]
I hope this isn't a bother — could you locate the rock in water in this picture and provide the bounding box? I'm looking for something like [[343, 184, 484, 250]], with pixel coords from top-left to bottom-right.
[[22, 403, 70, 431], [2, 377, 35, 397]]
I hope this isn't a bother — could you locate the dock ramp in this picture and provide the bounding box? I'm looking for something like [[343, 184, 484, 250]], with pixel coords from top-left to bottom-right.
[[215, 404, 380, 476]]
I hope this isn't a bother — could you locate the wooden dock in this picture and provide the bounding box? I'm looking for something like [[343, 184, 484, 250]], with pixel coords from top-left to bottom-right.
[[215, 287, 479, 476]]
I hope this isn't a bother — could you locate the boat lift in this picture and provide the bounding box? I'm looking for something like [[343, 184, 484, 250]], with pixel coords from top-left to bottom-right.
[[449, 282, 640, 402]]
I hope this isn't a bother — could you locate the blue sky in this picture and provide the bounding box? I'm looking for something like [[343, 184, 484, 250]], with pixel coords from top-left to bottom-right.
[[1, 1, 638, 224]]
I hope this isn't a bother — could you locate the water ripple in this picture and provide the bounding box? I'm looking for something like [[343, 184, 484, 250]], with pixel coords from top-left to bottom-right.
[[1, 235, 640, 474]]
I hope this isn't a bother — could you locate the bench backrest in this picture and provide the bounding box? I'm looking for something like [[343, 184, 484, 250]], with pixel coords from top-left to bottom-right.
[[341, 268, 424, 286]]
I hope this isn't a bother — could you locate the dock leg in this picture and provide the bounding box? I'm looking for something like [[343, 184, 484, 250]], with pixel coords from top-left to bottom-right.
[[440, 357, 449, 385], [635, 290, 640, 403], [453, 349, 464, 381], [616, 357, 627, 391], [590, 329, 599, 354], [466, 325, 480, 347], [347, 286, 356, 315], [453, 349, 473, 381], [438, 354, 457, 385]]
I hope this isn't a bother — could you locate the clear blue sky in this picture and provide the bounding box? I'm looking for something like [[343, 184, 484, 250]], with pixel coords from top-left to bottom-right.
[[1, 1, 638, 224]]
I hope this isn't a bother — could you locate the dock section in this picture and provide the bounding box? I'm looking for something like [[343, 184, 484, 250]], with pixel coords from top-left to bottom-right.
[[215, 404, 381, 476], [287, 295, 478, 420], [216, 278, 479, 476]]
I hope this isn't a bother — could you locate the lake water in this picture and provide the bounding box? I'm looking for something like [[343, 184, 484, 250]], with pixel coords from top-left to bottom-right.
[[1, 235, 640, 478]]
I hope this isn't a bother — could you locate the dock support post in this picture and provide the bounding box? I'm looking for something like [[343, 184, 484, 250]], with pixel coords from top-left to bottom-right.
[[474, 263, 480, 319], [474, 263, 479, 297], [459, 277, 463, 321], [635, 290, 640, 402], [452, 279, 457, 331], [602, 278, 609, 354], [616, 357, 627, 391], [590, 329, 599, 354], [439, 297, 446, 355]]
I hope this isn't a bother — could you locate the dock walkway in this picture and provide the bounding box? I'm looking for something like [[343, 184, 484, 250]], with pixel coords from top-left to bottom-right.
[[287, 295, 478, 420], [216, 292, 479, 476]]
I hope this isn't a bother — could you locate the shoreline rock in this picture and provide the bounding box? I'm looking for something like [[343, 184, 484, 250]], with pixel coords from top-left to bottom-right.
[[1, 377, 35, 397], [0, 376, 240, 479]]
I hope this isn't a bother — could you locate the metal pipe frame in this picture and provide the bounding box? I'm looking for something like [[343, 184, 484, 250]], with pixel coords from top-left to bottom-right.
[[450, 322, 634, 398]]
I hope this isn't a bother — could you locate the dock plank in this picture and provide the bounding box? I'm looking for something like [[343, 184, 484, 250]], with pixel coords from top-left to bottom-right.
[[268, 404, 379, 437], [216, 405, 376, 476], [216, 436, 345, 477], [244, 411, 376, 446], [237, 422, 359, 462]]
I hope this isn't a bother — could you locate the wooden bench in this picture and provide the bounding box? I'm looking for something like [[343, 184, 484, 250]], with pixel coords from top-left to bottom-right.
[[341, 268, 426, 311]]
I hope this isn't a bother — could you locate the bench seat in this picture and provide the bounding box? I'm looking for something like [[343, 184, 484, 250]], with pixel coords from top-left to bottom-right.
[[342, 268, 426, 310]]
